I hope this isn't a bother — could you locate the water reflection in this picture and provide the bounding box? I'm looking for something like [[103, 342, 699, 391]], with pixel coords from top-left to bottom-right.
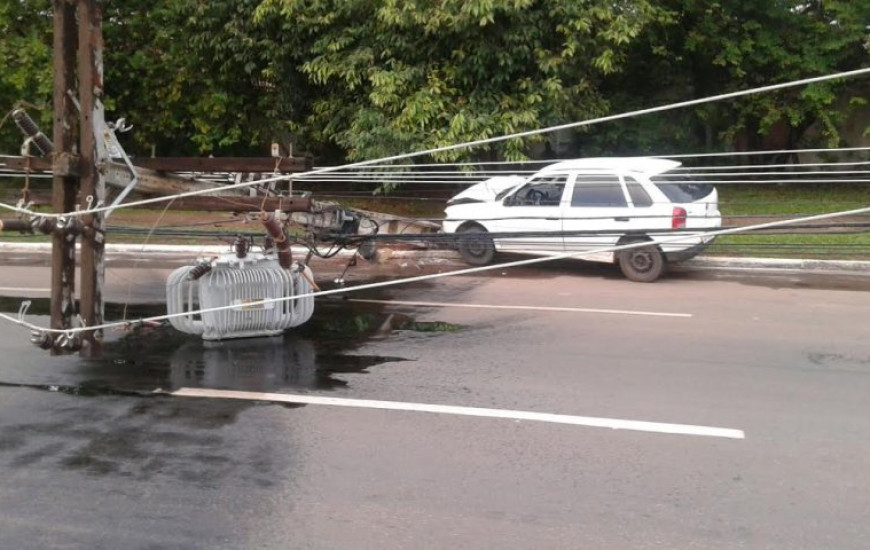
[[74, 325, 407, 394], [168, 335, 406, 392], [1, 296, 460, 396]]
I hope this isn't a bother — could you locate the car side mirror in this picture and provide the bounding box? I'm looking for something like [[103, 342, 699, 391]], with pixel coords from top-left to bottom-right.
[[503, 196, 515, 206]]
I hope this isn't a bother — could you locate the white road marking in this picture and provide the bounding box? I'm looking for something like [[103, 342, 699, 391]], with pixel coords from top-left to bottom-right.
[[0, 287, 51, 293], [345, 298, 692, 318], [172, 388, 744, 439]]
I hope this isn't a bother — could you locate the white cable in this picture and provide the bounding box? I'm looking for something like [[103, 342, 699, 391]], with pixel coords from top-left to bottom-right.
[[4, 144, 870, 178], [315, 146, 870, 171], [677, 160, 870, 171], [286, 168, 870, 187], [651, 178, 870, 184], [281, 173, 870, 184], [288, 160, 870, 177], [4, 203, 870, 337], [657, 145, 870, 160], [211, 177, 870, 187]]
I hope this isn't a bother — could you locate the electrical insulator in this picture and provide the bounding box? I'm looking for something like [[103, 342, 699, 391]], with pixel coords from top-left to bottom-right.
[[234, 235, 251, 259], [263, 235, 275, 254], [261, 213, 292, 269], [30, 331, 53, 350], [34, 217, 56, 235], [12, 109, 54, 156], [187, 262, 213, 281]]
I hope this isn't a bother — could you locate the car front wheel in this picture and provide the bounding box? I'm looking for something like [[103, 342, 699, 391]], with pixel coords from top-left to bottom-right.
[[618, 244, 664, 283], [457, 225, 495, 266]]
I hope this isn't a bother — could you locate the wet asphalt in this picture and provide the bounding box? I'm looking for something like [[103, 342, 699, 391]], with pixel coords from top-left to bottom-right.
[[1, 256, 870, 549]]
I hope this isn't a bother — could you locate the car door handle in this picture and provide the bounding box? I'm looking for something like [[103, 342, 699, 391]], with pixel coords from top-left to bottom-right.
[[544, 217, 559, 220], [614, 217, 630, 222]]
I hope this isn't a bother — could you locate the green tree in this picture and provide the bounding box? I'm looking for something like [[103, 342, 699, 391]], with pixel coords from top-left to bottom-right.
[[0, 0, 299, 158], [103, 0, 310, 157], [3, 1, 867, 167], [0, 0, 53, 154], [255, 0, 672, 163], [597, 0, 870, 158]]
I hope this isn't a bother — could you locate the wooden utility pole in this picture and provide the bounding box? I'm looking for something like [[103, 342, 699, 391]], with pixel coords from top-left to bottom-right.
[[39, 0, 312, 355], [76, 0, 106, 357], [47, 0, 106, 355], [50, 0, 79, 347]]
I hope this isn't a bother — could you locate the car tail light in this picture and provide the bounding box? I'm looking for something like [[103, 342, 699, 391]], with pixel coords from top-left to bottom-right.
[[672, 207, 687, 229]]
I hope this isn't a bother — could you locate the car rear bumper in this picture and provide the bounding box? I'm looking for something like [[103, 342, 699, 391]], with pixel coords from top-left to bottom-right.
[[663, 238, 714, 262]]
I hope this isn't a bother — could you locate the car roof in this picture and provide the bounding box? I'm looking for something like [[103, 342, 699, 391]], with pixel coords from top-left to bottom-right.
[[537, 157, 681, 176]]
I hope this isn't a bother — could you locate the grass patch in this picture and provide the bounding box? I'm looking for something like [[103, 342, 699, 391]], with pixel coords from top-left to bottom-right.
[[711, 233, 870, 259], [709, 184, 870, 259], [718, 184, 869, 217]]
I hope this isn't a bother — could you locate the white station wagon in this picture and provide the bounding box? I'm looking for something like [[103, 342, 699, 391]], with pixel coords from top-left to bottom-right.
[[442, 157, 721, 282]]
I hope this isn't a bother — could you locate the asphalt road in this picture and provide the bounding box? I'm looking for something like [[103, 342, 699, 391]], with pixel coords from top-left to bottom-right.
[[1, 255, 869, 549]]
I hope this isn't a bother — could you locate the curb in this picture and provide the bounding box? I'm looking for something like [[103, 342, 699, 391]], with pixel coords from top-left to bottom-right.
[[2, 241, 870, 274], [682, 256, 870, 273]]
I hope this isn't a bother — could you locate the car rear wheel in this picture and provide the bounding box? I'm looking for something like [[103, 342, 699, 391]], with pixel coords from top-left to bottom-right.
[[457, 225, 495, 266], [618, 244, 664, 283]]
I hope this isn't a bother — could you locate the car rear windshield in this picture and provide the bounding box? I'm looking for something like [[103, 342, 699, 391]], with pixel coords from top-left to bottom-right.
[[650, 175, 714, 203]]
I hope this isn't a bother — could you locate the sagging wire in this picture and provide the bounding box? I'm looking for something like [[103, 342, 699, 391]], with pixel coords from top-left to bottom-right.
[[4, 203, 870, 340], [3, 68, 870, 222], [289, 168, 870, 181], [79, 217, 870, 245], [119, 197, 176, 325], [271, 168, 870, 188], [260, 176, 870, 186], [309, 146, 870, 172], [293, 160, 870, 179]]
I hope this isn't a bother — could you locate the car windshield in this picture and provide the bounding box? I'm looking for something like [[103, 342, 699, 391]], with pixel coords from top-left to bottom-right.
[[495, 185, 519, 201], [650, 174, 714, 202], [507, 175, 567, 206]]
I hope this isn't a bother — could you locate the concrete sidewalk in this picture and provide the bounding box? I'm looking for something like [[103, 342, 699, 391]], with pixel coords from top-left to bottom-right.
[[2, 241, 870, 274]]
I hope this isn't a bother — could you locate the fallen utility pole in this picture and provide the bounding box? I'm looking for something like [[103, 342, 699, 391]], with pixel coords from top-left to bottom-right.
[[1, 155, 265, 198], [1, 156, 309, 202]]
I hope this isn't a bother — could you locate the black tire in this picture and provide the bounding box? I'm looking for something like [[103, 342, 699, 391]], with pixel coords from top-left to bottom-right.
[[457, 225, 495, 266], [618, 243, 665, 283]]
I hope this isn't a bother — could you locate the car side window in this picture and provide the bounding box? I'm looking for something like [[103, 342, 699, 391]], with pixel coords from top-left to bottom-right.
[[507, 174, 567, 206], [624, 176, 653, 207], [571, 174, 627, 207]]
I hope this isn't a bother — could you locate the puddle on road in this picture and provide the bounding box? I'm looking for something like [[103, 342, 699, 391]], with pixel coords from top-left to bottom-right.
[[0, 295, 463, 396]]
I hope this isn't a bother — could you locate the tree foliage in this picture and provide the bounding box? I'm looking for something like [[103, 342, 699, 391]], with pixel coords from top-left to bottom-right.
[[103, 0, 308, 156], [0, 0, 53, 154], [0, 0, 868, 164], [602, 0, 870, 155], [255, 0, 671, 161]]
